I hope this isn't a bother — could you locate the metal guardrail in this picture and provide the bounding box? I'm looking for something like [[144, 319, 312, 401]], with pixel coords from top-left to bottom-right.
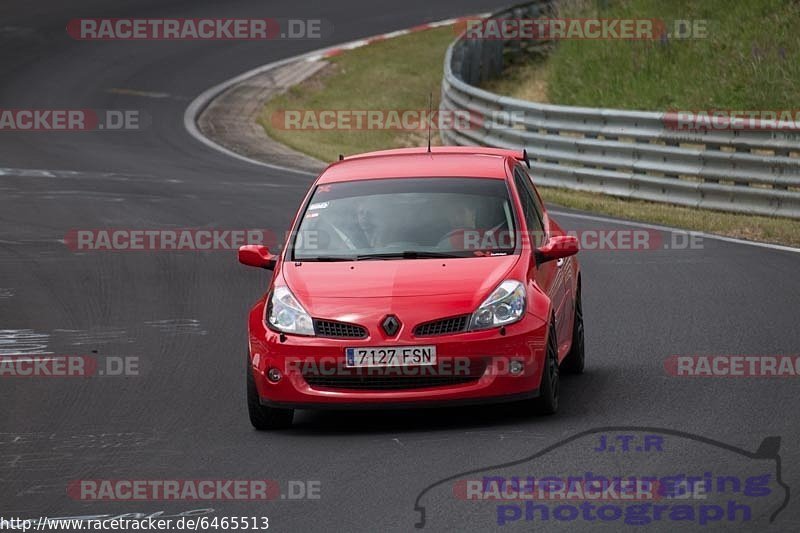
[[440, 1, 800, 218]]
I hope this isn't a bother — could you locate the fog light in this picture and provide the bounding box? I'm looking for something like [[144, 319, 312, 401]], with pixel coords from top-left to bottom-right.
[[509, 360, 524, 375], [267, 368, 282, 383]]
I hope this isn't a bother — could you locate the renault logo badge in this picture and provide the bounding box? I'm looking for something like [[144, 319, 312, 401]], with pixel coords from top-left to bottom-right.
[[381, 315, 401, 336]]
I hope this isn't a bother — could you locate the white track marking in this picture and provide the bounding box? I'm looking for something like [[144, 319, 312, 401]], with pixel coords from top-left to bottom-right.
[[183, 14, 488, 176], [0, 329, 52, 355]]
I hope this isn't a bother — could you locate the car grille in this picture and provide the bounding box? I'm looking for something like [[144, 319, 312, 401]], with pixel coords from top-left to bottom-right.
[[302, 360, 487, 391], [413, 315, 470, 336], [313, 319, 367, 339]]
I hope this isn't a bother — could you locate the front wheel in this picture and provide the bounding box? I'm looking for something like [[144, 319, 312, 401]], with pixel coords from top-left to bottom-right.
[[247, 361, 294, 430], [532, 322, 559, 415], [561, 285, 585, 374]]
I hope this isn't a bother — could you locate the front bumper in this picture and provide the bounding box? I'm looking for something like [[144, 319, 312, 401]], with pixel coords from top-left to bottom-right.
[[248, 301, 548, 409], [259, 390, 539, 410]]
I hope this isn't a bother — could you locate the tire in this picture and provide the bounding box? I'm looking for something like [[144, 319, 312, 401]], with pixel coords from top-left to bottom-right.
[[247, 361, 294, 430], [561, 284, 585, 375], [533, 322, 559, 415]]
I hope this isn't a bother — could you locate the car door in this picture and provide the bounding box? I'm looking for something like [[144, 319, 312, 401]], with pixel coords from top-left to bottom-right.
[[514, 167, 570, 354], [530, 176, 575, 354]]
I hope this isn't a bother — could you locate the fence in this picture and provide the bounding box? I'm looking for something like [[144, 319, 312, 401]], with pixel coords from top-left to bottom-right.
[[439, 1, 800, 218]]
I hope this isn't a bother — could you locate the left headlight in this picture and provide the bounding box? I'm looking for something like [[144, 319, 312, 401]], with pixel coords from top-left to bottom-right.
[[470, 280, 526, 330], [267, 286, 315, 336]]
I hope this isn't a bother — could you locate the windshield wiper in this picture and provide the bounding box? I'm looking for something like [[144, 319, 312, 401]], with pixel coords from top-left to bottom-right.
[[294, 255, 357, 262], [298, 250, 506, 261], [355, 251, 463, 260]]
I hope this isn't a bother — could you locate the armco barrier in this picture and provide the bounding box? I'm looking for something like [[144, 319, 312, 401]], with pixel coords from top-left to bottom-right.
[[439, 1, 800, 218]]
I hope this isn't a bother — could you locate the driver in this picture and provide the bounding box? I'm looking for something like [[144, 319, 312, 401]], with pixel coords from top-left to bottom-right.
[[440, 202, 478, 250], [445, 201, 477, 230], [355, 202, 381, 248]]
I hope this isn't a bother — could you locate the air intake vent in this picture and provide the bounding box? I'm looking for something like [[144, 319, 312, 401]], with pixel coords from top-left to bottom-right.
[[413, 315, 469, 337], [313, 319, 367, 339]]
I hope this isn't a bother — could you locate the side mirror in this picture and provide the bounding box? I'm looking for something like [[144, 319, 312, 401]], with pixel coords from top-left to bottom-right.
[[535, 235, 579, 265], [238, 245, 277, 270]]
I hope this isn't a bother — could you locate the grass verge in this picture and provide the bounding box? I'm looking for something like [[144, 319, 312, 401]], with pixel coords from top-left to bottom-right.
[[488, 0, 800, 109], [259, 23, 800, 248]]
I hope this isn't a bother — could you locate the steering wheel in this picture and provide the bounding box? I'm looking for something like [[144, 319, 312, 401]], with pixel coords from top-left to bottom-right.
[[436, 228, 470, 249], [436, 222, 508, 249]]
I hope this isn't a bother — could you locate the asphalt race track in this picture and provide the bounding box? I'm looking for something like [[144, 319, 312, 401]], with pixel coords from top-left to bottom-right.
[[1, 1, 799, 531]]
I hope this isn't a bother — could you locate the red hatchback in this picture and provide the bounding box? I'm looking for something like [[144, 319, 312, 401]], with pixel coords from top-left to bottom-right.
[[239, 147, 584, 429]]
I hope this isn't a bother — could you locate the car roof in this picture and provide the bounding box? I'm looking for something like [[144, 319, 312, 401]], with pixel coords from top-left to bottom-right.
[[317, 147, 528, 184]]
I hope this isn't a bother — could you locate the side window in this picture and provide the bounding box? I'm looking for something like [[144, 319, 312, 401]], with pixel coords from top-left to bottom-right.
[[514, 168, 546, 247], [528, 177, 547, 223], [515, 167, 545, 223]]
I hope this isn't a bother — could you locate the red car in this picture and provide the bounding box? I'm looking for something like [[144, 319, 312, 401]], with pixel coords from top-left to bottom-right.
[[239, 147, 583, 429]]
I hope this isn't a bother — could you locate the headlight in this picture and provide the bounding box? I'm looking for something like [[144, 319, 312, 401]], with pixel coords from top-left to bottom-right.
[[267, 286, 315, 336], [470, 280, 526, 330]]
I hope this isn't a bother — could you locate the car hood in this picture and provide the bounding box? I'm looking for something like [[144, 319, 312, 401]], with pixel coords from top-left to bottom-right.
[[281, 255, 520, 300]]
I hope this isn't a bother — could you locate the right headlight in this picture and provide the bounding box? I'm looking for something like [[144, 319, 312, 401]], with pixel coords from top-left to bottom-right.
[[470, 280, 526, 330], [267, 286, 315, 336]]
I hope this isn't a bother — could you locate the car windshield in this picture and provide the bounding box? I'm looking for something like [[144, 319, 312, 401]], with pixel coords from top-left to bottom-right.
[[292, 177, 517, 261]]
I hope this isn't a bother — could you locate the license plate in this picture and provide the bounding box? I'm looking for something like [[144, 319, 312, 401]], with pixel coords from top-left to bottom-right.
[[345, 346, 436, 368]]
